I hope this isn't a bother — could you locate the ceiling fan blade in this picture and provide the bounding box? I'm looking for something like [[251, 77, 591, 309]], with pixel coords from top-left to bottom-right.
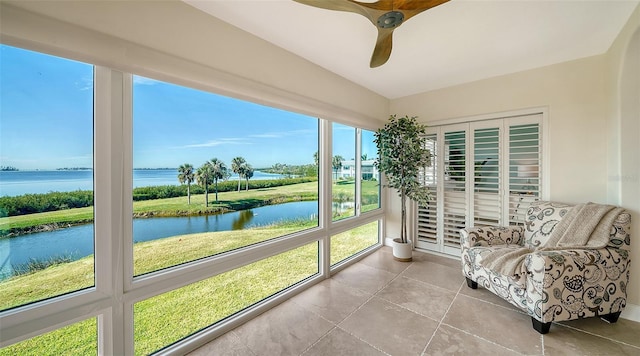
[[370, 28, 394, 68]]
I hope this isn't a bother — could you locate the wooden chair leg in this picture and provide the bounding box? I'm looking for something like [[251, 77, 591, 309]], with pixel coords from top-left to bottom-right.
[[601, 311, 622, 324], [465, 277, 478, 289], [531, 317, 551, 334]]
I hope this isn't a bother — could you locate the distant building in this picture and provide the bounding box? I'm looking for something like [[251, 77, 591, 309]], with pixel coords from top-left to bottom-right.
[[335, 159, 378, 180]]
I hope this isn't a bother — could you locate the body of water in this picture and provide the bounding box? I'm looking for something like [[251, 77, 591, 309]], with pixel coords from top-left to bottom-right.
[[0, 169, 285, 197], [0, 201, 318, 279]]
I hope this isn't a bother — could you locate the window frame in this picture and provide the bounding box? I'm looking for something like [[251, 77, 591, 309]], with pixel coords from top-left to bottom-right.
[[0, 51, 385, 355]]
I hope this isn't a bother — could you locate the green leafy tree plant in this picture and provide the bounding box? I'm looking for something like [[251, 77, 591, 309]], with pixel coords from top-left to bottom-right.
[[210, 158, 229, 203], [231, 156, 246, 192], [374, 115, 431, 246], [332, 155, 344, 181], [177, 163, 195, 205], [196, 163, 214, 207], [241, 163, 254, 191]]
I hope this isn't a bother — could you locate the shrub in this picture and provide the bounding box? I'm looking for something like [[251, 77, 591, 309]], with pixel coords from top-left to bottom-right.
[[0, 178, 319, 216]]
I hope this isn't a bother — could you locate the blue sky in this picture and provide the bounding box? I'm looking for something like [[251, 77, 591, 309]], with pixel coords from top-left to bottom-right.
[[1, 44, 376, 170]]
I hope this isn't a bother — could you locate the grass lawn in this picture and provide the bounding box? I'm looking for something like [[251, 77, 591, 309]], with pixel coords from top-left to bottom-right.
[[0, 220, 379, 355]]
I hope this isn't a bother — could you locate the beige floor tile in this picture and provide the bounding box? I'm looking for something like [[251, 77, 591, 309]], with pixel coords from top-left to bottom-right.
[[558, 316, 640, 348], [332, 262, 397, 294], [360, 247, 412, 274], [291, 278, 371, 323], [424, 324, 523, 356], [544, 323, 640, 355], [402, 261, 464, 292], [458, 281, 523, 312], [413, 250, 462, 269], [187, 331, 254, 356], [303, 328, 386, 356], [233, 300, 334, 356], [185, 250, 640, 356], [442, 294, 542, 354], [339, 296, 438, 355], [377, 276, 456, 321]]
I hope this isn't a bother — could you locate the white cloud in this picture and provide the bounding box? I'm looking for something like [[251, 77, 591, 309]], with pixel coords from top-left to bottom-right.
[[178, 137, 252, 148], [76, 76, 93, 91]]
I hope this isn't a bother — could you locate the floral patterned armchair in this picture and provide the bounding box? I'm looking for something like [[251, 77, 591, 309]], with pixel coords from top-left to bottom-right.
[[460, 201, 631, 334]]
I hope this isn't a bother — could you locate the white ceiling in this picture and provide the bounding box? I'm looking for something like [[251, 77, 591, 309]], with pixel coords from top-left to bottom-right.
[[185, 0, 638, 99]]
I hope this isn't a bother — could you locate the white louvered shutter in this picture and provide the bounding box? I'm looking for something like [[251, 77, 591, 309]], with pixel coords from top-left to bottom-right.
[[442, 129, 467, 247], [417, 132, 438, 245]]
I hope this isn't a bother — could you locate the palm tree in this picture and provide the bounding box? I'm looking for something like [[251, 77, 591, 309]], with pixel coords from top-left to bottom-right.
[[231, 156, 246, 192], [313, 151, 319, 166], [177, 163, 195, 204], [210, 158, 229, 203], [196, 162, 213, 207], [241, 163, 254, 191], [332, 155, 344, 181]]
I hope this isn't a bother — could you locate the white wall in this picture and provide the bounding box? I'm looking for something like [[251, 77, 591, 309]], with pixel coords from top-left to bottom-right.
[[391, 55, 609, 203], [606, 4, 640, 319]]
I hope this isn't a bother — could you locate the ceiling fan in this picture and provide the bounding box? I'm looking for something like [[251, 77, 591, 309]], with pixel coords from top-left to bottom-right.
[[292, 0, 450, 68]]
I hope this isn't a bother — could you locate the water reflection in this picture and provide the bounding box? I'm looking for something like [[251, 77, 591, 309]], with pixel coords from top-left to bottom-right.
[[232, 210, 255, 230]]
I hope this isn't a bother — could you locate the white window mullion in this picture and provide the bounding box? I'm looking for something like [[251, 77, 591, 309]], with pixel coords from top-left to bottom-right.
[[355, 128, 362, 216]]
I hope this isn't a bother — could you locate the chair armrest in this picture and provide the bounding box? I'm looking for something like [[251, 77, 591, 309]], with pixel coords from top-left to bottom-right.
[[460, 226, 525, 248], [524, 248, 631, 322]]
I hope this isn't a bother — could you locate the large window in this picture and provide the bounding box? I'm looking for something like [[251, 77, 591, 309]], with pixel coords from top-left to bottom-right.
[[0, 44, 383, 355], [360, 129, 380, 213], [332, 123, 356, 221], [0, 45, 95, 311], [331, 221, 379, 266], [134, 242, 318, 355], [331, 125, 381, 221], [132, 76, 319, 276]]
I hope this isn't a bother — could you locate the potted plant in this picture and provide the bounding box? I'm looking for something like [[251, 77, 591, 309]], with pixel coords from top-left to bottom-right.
[[374, 115, 432, 261]]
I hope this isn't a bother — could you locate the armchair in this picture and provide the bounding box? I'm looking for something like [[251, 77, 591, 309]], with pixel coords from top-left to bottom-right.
[[460, 201, 631, 334]]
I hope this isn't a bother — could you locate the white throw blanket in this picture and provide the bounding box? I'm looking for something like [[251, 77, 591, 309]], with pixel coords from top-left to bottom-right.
[[479, 203, 623, 286]]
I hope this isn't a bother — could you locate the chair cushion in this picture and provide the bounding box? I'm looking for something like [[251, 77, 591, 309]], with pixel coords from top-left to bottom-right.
[[523, 201, 572, 249]]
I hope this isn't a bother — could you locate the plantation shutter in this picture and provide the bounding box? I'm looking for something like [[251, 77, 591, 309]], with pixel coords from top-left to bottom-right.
[[417, 131, 438, 245], [442, 128, 467, 247], [507, 120, 541, 225], [414, 113, 543, 256], [471, 123, 502, 227]]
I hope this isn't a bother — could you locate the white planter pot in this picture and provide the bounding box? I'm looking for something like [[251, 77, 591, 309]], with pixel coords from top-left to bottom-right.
[[392, 238, 413, 262]]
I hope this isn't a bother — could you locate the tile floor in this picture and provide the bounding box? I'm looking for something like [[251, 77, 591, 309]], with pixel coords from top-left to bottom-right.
[[188, 247, 640, 355]]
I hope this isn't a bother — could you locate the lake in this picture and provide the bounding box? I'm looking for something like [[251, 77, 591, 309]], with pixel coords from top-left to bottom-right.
[[0, 169, 286, 197], [0, 200, 318, 280]]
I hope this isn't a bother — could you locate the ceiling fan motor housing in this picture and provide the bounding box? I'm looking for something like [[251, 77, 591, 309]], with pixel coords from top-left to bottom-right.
[[377, 11, 404, 28]]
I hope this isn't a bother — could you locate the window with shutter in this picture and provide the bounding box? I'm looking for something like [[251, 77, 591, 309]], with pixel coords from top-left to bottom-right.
[[414, 113, 544, 256]]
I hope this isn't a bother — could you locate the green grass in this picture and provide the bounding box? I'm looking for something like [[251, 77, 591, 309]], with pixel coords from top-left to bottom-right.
[[0, 220, 379, 355], [0, 317, 97, 356]]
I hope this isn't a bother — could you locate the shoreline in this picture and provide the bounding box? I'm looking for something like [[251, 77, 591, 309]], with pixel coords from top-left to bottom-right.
[[0, 195, 318, 238]]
